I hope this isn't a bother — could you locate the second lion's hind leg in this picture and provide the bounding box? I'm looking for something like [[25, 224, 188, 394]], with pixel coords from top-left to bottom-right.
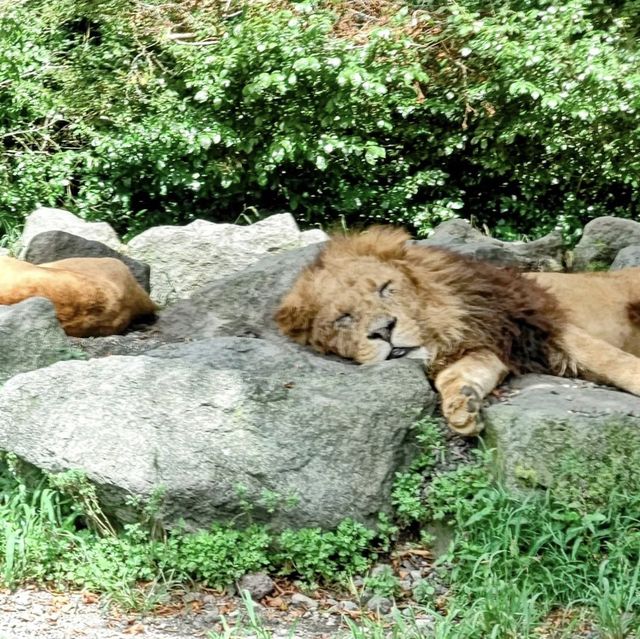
[[561, 325, 640, 395]]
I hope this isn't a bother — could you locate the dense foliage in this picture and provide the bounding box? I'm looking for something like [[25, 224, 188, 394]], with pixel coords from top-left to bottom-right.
[[0, 0, 639, 243]]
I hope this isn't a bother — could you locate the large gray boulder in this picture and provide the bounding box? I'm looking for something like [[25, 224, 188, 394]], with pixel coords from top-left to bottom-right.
[[155, 244, 322, 343], [23, 230, 151, 292], [126, 214, 306, 306], [419, 219, 564, 271], [0, 298, 73, 386], [18, 208, 122, 256], [0, 337, 434, 530], [572, 216, 640, 270], [483, 375, 640, 489]]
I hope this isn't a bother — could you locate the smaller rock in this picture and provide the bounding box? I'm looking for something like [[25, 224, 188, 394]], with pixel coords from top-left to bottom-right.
[[610, 245, 640, 270], [415, 617, 436, 631], [201, 607, 221, 624], [573, 216, 640, 270], [409, 570, 423, 584], [423, 218, 488, 245], [237, 573, 275, 601], [419, 219, 564, 271], [399, 578, 412, 591], [336, 600, 359, 612], [181, 592, 203, 604], [366, 595, 394, 615], [18, 207, 122, 255], [291, 593, 319, 610]]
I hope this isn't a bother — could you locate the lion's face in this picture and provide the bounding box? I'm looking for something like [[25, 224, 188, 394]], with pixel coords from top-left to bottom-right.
[[276, 229, 431, 365]]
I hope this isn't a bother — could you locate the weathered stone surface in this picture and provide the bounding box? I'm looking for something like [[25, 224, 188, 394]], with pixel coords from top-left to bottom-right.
[[572, 216, 640, 270], [610, 245, 640, 270], [155, 244, 322, 343], [418, 219, 564, 271], [66, 331, 167, 359], [23, 230, 151, 292], [0, 298, 72, 386], [0, 337, 434, 530], [299, 229, 329, 245], [18, 208, 122, 256], [483, 375, 640, 488], [126, 214, 304, 306]]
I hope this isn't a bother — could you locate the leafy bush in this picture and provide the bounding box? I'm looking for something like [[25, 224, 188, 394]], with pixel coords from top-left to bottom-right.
[[1, 0, 639, 243]]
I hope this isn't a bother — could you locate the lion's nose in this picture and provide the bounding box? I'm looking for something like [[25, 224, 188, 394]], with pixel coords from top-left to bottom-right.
[[368, 317, 397, 343]]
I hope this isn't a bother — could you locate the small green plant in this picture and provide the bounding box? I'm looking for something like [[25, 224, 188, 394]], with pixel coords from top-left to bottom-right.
[[391, 417, 446, 525], [273, 518, 381, 584], [47, 469, 115, 536], [362, 565, 400, 598]]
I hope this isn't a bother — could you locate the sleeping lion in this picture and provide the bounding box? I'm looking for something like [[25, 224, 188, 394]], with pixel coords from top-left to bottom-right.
[[275, 226, 640, 436], [0, 256, 156, 337]]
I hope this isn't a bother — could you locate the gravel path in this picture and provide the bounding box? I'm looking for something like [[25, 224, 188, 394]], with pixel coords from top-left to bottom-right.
[[0, 588, 352, 639]]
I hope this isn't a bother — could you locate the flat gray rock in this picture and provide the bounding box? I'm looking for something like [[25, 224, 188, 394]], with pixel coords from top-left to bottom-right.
[[0, 337, 435, 530], [126, 214, 305, 306], [0, 298, 72, 386], [483, 375, 640, 489]]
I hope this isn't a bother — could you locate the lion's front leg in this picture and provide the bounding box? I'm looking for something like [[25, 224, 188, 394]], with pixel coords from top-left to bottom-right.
[[561, 325, 640, 395], [434, 350, 509, 436]]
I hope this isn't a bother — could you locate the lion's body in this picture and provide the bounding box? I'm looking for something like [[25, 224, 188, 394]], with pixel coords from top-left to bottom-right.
[[0, 256, 157, 337], [530, 269, 640, 357], [276, 227, 640, 435]]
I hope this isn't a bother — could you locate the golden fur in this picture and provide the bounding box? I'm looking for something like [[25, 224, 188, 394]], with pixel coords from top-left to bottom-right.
[[276, 226, 640, 435], [0, 256, 157, 337]]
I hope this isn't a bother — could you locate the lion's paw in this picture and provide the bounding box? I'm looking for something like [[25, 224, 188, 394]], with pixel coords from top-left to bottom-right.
[[442, 384, 484, 437]]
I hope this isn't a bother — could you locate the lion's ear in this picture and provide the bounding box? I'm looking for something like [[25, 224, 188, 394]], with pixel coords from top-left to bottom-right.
[[274, 288, 316, 345], [324, 225, 410, 262]]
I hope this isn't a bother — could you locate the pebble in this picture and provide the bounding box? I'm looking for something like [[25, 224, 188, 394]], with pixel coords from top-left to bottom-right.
[[238, 573, 275, 600], [290, 593, 318, 610], [336, 600, 359, 612], [365, 595, 394, 615]]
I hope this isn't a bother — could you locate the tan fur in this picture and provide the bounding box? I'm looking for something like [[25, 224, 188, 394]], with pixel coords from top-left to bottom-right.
[[0, 256, 157, 337], [276, 226, 640, 436]]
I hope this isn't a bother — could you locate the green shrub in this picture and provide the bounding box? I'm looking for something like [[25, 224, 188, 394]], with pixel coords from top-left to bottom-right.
[[1, 0, 639, 243]]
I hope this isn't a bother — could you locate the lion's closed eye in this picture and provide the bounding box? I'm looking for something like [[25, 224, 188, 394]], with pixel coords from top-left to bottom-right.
[[334, 313, 354, 328], [378, 281, 393, 299]]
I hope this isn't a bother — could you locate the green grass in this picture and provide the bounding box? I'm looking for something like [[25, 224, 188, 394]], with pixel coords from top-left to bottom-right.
[[1, 417, 640, 638]]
